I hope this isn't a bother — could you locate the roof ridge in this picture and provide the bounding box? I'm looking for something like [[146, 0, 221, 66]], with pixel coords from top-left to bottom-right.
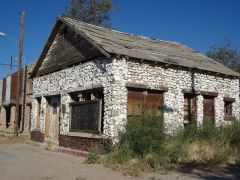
[[59, 16, 182, 46]]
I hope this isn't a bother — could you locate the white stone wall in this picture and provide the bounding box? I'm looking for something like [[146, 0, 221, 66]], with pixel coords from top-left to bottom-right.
[[127, 61, 239, 132], [31, 58, 128, 140], [31, 57, 239, 140], [104, 58, 128, 138], [31, 99, 37, 131]]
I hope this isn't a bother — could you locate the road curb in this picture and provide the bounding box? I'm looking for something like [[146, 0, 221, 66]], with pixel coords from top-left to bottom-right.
[[26, 141, 88, 158]]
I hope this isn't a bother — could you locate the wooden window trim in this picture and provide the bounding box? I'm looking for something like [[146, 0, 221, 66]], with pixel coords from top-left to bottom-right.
[[224, 97, 235, 102], [69, 100, 102, 133], [201, 91, 218, 97], [69, 89, 104, 133], [182, 89, 200, 95], [126, 82, 168, 92]]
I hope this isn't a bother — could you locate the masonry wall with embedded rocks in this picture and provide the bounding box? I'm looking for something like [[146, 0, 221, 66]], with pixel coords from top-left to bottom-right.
[[31, 57, 128, 143], [31, 57, 239, 145], [127, 60, 240, 132]]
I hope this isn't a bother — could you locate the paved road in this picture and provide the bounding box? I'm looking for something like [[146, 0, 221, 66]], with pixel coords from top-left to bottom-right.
[[0, 143, 240, 180], [0, 143, 130, 180]]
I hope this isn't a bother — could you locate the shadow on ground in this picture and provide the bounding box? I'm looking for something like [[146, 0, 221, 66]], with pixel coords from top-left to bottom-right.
[[177, 165, 240, 180]]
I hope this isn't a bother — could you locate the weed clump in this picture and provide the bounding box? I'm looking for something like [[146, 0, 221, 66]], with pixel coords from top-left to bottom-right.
[[85, 147, 100, 164], [105, 115, 240, 173]]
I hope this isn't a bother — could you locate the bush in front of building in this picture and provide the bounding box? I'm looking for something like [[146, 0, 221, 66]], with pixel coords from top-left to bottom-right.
[[104, 115, 240, 174]]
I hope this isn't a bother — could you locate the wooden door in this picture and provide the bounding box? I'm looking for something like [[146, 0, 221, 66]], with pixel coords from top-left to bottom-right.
[[203, 96, 214, 123], [49, 96, 60, 145]]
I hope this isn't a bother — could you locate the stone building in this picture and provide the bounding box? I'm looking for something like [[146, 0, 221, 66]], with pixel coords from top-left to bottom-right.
[[30, 16, 239, 151], [0, 62, 35, 135]]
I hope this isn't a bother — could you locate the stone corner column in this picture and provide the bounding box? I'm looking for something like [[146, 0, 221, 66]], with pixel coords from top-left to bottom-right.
[[103, 57, 128, 142], [39, 96, 47, 133], [59, 93, 71, 136], [21, 104, 31, 136], [196, 95, 203, 127], [30, 98, 38, 131], [163, 90, 184, 134], [214, 95, 224, 127]]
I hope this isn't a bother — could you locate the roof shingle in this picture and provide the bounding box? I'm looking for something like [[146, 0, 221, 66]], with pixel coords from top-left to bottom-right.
[[60, 16, 239, 77]]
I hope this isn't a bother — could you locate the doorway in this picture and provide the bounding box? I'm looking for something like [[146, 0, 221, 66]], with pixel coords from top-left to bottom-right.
[[5, 106, 11, 128], [45, 96, 60, 146]]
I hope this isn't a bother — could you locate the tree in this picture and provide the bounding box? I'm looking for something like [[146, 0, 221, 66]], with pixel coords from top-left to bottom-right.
[[206, 40, 240, 72], [63, 0, 117, 28]]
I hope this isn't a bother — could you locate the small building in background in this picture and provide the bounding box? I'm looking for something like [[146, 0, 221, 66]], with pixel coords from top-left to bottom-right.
[[0, 62, 35, 135]]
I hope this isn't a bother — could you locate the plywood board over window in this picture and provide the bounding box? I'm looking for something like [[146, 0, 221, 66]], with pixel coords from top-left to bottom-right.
[[127, 90, 144, 117], [224, 97, 235, 121], [203, 96, 215, 124], [127, 89, 163, 118], [184, 94, 197, 126]]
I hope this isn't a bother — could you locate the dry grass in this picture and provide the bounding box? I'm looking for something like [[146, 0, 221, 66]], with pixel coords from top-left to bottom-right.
[[104, 116, 240, 174]]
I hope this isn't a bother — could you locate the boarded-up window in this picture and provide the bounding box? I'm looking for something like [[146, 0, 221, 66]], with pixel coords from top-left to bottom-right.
[[224, 100, 234, 121], [70, 100, 102, 132], [184, 94, 197, 125], [127, 89, 163, 117], [203, 96, 215, 123], [127, 91, 144, 116]]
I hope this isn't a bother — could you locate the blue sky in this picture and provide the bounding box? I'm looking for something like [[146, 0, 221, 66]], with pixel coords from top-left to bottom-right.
[[0, 0, 240, 78]]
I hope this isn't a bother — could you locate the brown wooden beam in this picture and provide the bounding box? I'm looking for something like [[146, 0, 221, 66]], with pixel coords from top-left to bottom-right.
[[223, 97, 235, 102]]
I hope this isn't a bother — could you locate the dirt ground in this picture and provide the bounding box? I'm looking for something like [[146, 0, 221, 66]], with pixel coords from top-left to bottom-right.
[[0, 137, 240, 180]]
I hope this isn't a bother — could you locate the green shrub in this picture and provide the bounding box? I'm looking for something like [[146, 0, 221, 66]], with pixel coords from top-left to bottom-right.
[[106, 141, 133, 164], [105, 113, 166, 168], [229, 121, 240, 148], [105, 115, 240, 171], [85, 147, 100, 164], [119, 114, 165, 158]]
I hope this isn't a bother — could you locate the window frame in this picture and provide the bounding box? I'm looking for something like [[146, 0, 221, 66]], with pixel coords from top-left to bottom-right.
[[127, 87, 164, 118], [224, 99, 234, 121], [183, 93, 197, 126], [69, 89, 104, 133]]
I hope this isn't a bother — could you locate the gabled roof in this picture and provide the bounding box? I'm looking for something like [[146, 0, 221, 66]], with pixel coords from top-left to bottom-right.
[[32, 16, 240, 77]]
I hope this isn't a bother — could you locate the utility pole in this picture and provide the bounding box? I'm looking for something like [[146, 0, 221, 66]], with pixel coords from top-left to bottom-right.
[[14, 11, 25, 137]]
